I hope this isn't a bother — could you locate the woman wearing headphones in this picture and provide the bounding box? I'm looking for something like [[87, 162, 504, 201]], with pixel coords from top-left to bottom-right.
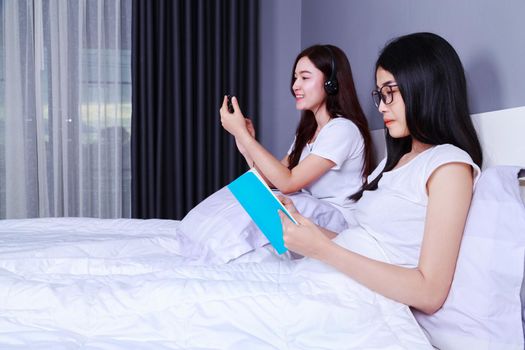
[[220, 45, 373, 217]]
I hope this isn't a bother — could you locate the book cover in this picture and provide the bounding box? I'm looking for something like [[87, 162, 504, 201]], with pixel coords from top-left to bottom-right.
[[227, 168, 298, 254]]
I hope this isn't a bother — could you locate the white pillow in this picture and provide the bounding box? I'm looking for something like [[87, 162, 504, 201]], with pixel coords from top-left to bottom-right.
[[413, 166, 525, 350], [176, 186, 349, 264]]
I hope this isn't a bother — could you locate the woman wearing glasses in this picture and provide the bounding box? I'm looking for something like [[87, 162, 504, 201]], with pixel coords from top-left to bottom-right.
[[220, 45, 373, 215], [280, 32, 483, 314]]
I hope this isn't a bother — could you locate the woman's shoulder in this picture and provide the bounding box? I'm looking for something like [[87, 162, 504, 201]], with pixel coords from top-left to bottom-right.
[[324, 117, 360, 133], [318, 117, 362, 146], [327, 116, 355, 126], [423, 144, 480, 182], [428, 144, 473, 161]]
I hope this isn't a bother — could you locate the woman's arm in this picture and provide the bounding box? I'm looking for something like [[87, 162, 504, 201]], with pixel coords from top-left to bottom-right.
[[281, 162, 474, 314], [220, 96, 335, 193], [240, 136, 335, 193], [233, 118, 284, 186], [251, 155, 290, 189], [235, 118, 256, 168]]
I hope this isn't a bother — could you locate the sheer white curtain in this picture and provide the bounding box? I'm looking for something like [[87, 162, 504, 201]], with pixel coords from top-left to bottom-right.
[[0, 0, 131, 219]]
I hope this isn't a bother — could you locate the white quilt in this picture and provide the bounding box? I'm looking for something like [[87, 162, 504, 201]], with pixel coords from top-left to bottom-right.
[[0, 217, 431, 349]]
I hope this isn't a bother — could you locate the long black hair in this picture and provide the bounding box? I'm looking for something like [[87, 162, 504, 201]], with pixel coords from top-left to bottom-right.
[[287, 44, 373, 179], [351, 32, 483, 201]]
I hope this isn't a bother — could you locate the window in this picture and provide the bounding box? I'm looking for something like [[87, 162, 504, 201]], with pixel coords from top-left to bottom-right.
[[0, 0, 132, 219]]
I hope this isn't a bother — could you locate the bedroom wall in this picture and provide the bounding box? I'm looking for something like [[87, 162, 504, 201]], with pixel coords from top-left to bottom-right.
[[259, 0, 302, 159], [259, 0, 525, 158]]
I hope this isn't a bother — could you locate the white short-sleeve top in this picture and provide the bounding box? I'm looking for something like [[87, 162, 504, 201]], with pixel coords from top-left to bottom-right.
[[288, 117, 365, 208], [354, 144, 481, 267]]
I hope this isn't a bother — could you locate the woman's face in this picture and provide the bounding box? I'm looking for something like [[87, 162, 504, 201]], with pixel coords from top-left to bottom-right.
[[292, 56, 327, 112], [375, 67, 409, 138]]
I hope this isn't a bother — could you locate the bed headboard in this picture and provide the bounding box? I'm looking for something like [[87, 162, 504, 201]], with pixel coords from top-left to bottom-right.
[[470, 106, 525, 170], [471, 106, 525, 201], [370, 105, 525, 201]]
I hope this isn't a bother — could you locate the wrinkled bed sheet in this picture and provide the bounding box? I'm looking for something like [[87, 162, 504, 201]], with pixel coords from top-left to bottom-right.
[[0, 218, 431, 349]]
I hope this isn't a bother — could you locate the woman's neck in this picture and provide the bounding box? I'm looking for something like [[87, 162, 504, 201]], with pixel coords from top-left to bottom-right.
[[410, 140, 432, 154], [313, 104, 331, 129], [392, 139, 433, 170]]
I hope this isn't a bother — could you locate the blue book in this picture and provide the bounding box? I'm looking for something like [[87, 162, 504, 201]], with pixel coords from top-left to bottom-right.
[[227, 168, 298, 254]]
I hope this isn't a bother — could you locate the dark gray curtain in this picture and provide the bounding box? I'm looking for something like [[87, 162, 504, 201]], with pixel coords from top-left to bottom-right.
[[131, 0, 259, 219]]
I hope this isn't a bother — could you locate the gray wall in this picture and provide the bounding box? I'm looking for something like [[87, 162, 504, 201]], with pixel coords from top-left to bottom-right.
[[260, 0, 525, 156], [259, 0, 302, 158]]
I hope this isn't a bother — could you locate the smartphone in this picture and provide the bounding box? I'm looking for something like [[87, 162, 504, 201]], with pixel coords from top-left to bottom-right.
[[227, 95, 234, 113]]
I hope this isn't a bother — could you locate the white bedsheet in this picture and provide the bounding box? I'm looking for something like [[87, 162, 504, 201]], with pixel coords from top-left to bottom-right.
[[0, 217, 431, 349]]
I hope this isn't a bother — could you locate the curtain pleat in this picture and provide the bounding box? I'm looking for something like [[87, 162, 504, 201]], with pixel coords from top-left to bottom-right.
[[131, 0, 259, 220]]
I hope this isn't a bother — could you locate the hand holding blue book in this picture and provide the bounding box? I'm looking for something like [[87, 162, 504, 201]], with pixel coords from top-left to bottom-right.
[[227, 168, 298, 254]]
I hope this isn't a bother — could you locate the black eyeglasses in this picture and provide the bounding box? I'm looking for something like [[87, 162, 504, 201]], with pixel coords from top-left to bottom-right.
[[371, 84, 398, 108]]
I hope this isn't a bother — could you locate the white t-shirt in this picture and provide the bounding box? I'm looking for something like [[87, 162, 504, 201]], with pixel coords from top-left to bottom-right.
[[352, 144, 480, 267], [287, 117, 365, 209]]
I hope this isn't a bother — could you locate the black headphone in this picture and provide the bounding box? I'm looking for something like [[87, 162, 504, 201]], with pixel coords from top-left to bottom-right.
[[323, 45, 339, 95]]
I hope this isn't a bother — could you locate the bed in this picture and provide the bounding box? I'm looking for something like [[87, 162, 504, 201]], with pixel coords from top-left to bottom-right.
[[0, 106, 524, 349], [0, 217, 432, 349]]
